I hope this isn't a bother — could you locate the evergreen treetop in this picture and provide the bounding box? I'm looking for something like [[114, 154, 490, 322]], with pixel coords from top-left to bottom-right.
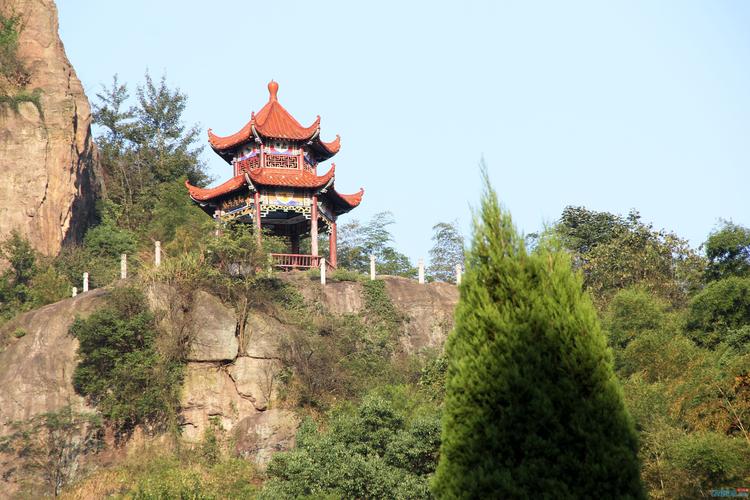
[[432, 170, 644, 499]]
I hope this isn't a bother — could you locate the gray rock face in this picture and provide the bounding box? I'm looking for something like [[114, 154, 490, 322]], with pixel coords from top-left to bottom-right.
[[186, 291, 238, 362], [228, 357, 280, 411], [179, 363, 256, 442], [382, 277, 459, 353], [0, 289, 106, 432], [234, 409, 299, 466], [147, 285, 239, 362], [0, 0, 101, 255]]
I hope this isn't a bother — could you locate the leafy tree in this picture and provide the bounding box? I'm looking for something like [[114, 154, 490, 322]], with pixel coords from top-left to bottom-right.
[[557, 206, 704, 307], [1, 229, 36, 287], [427, 221, 464, 283], [432, 172, 644, 498], [704, 220, 750, 281], [686, 276, 750, 348], [338, 211, 415, 277], [605, 287, 668, 350], [262, 388, 440, 499], [93, 72, 209, 231], [71, 286, 183, 433]]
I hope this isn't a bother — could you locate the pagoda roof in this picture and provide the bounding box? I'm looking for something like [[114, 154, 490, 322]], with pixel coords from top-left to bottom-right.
[[207, 81, 341, 162], [185, 165, 363, 214]]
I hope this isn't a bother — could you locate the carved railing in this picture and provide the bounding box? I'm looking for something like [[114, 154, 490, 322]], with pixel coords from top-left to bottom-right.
[[235, 155, 260, 174], [264, 154, 300, 169], [270, 253, 336, 271]]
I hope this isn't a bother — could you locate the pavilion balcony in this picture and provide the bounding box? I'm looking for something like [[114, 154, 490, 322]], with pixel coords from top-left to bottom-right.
[[270, 253, 336, 272]]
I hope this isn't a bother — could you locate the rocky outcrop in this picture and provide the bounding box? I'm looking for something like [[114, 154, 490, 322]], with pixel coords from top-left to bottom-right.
[[233, 410, 299, 465], [0, 276, 458, 471], [0, 289, 107, 430], [0, 0, 100, 255]]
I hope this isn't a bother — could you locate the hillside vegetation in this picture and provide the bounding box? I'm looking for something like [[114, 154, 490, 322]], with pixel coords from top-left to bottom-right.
[[0, 75, 747, 498]]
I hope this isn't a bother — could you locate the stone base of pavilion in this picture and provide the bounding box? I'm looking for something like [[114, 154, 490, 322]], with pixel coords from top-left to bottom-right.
[[271, 253, 335, 272]]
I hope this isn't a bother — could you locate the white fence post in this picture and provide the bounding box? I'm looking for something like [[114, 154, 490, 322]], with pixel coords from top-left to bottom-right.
[[155, 241, 161, 267], [370, 254, 376, 281], [120, 253, 127, 280], [455, 264, 462, 285], [82, 272, 89, 293], [418, 258, 425, 284], [320, 257, 326, 285], [72, 287, 77, 297]]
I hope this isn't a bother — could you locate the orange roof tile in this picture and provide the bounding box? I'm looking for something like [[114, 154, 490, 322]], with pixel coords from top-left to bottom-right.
[[185, 176, 247, 202], [335, 188, 364, 207], [207, 81, 338, 159], [248, 164, 335, 189], [185, 166, 337, 202]]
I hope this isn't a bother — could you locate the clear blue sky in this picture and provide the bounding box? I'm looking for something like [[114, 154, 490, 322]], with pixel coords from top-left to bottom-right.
[[57, 0, 750, 262]]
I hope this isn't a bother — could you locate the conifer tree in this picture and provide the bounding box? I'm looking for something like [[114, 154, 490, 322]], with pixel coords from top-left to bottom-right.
[[432, 172, 644, 499]]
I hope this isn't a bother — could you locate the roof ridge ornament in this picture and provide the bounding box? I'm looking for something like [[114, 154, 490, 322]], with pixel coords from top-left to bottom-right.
[[268, 80, 279, 102]]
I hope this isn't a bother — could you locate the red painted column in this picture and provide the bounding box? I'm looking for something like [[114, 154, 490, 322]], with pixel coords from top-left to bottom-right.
[[254, 191, 261, 244], [329, 221, 337, 268], [311, 195, 319, 256]]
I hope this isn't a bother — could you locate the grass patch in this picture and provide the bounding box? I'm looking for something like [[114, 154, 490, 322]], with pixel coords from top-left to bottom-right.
[[0, 88, 43, 119]]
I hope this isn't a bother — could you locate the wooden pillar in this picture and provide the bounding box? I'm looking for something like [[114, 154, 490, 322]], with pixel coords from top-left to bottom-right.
[[254, 191, 262, 245], [329, 221, 337, 268], [311, 194, 319, 256], [290, 234, 300, 254]]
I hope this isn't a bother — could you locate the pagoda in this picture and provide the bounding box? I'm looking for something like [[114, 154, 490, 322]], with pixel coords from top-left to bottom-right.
[[185, 81, 364, 269]]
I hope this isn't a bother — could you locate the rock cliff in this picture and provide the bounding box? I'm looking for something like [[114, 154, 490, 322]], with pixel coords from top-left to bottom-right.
[[0, 0, 100, 255], [0, 277, 458, 478]]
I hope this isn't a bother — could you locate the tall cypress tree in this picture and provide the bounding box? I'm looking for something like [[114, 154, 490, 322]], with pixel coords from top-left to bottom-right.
[[432, 172, 644, 499]]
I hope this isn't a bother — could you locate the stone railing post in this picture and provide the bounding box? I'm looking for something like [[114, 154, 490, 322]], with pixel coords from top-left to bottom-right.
[[72, 287, 77, 297], [456, 264, 462, 285], [418, 258, 425, 284], [83, 272, 89, 293], [370, 254, 376, 281], [120, 253, 127, 280], [155, 241, 161, 267], [320, 257, 326, 285]]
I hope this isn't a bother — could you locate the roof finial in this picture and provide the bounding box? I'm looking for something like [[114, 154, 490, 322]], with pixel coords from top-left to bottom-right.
[[268, 80, 279, 102]]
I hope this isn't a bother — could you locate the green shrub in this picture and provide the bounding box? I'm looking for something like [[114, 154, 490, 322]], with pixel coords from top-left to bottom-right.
[[667, 431, 749, 496], [0, 13, 28, 85], [605, 287, 668, 349], [432, 172, 644, 498], [262, 387, 440, 499], [686, 276, 750, 348], [70, 286, 183, 434], [12, 327, 26, 338]]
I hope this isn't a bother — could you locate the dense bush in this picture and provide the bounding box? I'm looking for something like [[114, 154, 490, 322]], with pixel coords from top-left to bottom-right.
[[262, 387, 440, 499], [433, 174, 644, 498], [686, 276, 750, 348], [71, 286, 183, 433]]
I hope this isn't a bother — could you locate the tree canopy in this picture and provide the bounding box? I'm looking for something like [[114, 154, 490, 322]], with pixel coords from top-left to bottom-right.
[[433, 173, 643, 498]]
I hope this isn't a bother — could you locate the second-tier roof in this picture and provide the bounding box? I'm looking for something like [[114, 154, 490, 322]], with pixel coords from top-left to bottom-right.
[[208, 81, 341, 163]]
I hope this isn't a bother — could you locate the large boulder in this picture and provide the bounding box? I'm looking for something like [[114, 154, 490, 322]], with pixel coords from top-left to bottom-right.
[[147, 285, 239, 362], [0, 289, 106, 432], [187, 291, 239, 361], [227, 356, 280, 411], [0, 0, 101, 255], [179, 363, 256, 442], [233, 410, 299, 466]]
